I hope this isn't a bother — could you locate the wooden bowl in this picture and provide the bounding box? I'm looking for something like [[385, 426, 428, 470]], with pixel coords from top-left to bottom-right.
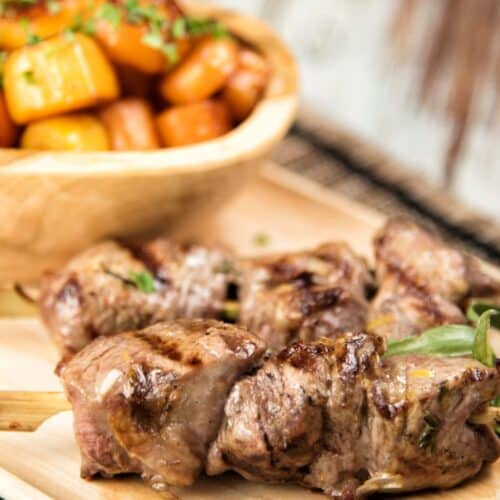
[[0, 0, 298, 284]]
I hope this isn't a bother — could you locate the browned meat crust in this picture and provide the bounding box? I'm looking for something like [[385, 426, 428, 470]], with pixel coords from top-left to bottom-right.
[[62, 321, 500, 498], [39, 239, 372, 355], [238, 242, 373, 349], [369, 217, 500, 339], [60, 319, 266, 486], [39, 240, 236, 355], [368, 274, 466, 339], [373, 217, 499, 302]]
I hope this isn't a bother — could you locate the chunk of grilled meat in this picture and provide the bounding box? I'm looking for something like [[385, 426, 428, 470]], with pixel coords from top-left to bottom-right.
[[361, 354, 499, 495], [39, 240, 236, 355], [368, 275, 466, 340], [374, 217, 499, 302], [62, 321, 500, 498], [60, 319, 266, 487], [40, 239, 372, 355], [238, 243, 373, 349], [369, 217, 500, 339], [209, 335, 500, 498]]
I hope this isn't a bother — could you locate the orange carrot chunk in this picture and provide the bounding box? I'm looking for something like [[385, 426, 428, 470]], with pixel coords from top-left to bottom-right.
[[222, 48, 270, 121], [156, 99, 232, 147], [159, 37, 238, 105], [0, 0, 97, 50], [99, 98, 160, 150]]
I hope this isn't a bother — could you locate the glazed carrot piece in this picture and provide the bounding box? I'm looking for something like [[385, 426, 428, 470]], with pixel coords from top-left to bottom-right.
[[94, 0, 187, 74], [0, 0, 97, 50], [156, 99, 232, 147], [21, 114, 109, 151], [159, 37, 238, 105], [0, 93, 17, 148], [99, 98, 160, 150], [222, 48, 270, 121], [95, 21, 169, 75], [4, 33, 119, 124]]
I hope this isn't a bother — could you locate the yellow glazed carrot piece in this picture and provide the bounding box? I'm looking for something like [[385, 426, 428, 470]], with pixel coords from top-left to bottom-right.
[[4, 33, 119, 124], [99, 98, 160, 150], [21, 114, 109, 151]]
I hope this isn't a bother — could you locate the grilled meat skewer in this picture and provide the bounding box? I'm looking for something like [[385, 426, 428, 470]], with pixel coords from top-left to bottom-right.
[[40, 238, 371, 355], [39, 216, 500, 354], [369, 217, 500, 339], [60, 319, 500, 499]]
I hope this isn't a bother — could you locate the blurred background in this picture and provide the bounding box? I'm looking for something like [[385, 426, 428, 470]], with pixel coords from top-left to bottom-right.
[[210, 0, 500, 219]]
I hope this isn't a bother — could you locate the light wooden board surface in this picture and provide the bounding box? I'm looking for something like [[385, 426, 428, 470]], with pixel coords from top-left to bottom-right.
[[0, 164, 498, 500]]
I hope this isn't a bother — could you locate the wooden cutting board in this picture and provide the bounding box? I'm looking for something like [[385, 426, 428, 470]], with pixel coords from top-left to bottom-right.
[[0, 163, 498, 500]]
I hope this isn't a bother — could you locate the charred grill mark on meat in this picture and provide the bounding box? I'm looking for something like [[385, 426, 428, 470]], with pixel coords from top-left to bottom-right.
[[369, 217, 500, 339], [39, 239, 372, 355], [238, 243, 373, 350], [61, 320, 500, 499], [61, 319, 266, 487]]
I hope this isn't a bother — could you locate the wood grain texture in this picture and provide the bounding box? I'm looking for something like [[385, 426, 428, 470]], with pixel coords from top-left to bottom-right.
[[0, 164, 498, 499], [0, 0, 298, 284], [0, 391, 71, 432]]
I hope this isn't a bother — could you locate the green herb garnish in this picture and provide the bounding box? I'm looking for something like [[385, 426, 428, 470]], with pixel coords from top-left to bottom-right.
[[171, 17, 187, 38], [419, 412, 440, 449], [128, 270, 156, 293], [253, 232, 270, 247], [490, 396, 500, 436], [142, 30, 178, 64], [46, 0, 61, 14], [385, 310, 498, 368], [22, 69, 37, 84], [66, 13, 96, 36], [95, 2, 122, 29], [214, 259, 236, 274], [1, 0, 52, 16], [385, 325, 476, 358], [222, 301, 239, 321], [102, 266, 156, 293], [20, 18, 42, 45], [184, 16, 228, 38], [58, 1, 229, 67], [472, 309, 497, 367], [467, 302, 500, 329]]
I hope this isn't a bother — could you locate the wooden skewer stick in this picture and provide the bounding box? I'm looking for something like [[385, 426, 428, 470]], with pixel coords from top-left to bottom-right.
[[0, 391, 71, 432]]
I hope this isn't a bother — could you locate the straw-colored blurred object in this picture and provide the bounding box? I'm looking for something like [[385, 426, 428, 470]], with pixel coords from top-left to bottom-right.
[[391, 0, 500, 184], [0, 286, 38, 317]]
